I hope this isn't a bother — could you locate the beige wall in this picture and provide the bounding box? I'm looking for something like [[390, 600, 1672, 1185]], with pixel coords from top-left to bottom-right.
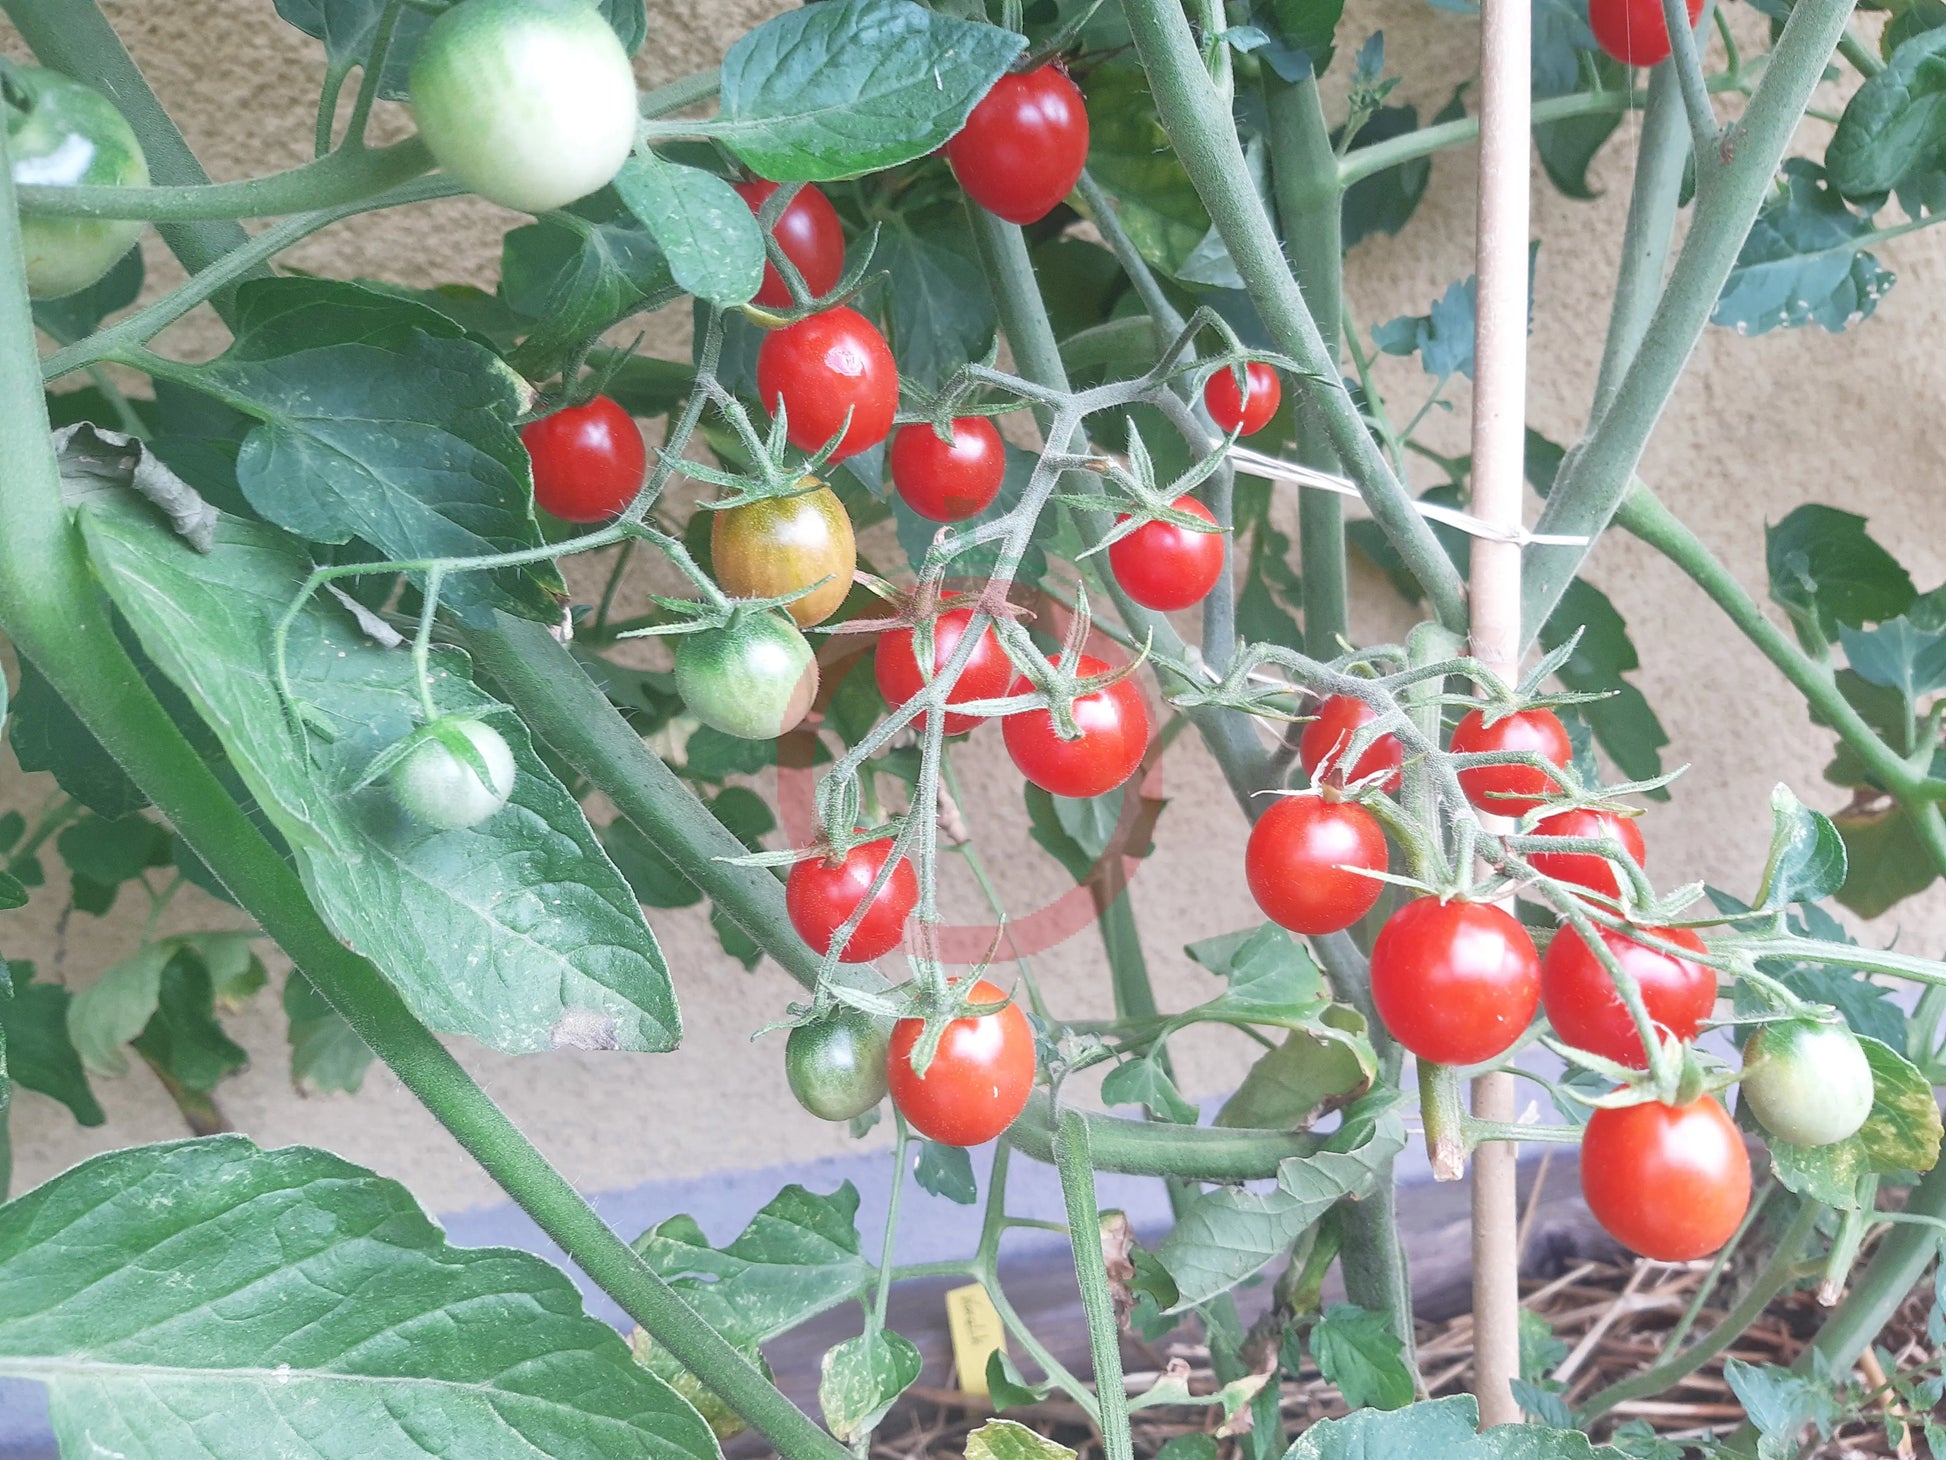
[[7, 0, 1944, 1212]]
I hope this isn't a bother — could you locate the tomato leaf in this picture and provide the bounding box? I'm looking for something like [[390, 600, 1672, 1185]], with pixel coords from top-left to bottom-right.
[[1155, 1095, 1405, 1307], [1839, 613, 1946, 701], [1310, 1302, 1415, 1410], [1712, 160, 1895, 336], [0, 965, 103, 1127], [502, 193, 677, 379], [613, 152, 765, 308], [1342, 105, 1433, 249], [283, 972, 373, 1095], [0, 1137, 717, 1458], [1754, 784, 1848, 910], [1285, 1392, 1615, 1460], [1101, 1055, 1200, 1125], [913, 1139, 978, 1204], [1828, 26, 1946, 199], [987, 1351, 1056, 1412], [1538, 577, 1671, 796], [1215, 1005, 1376, 1130], [78, 499, 680, 1057], [873, 207, 998, 391], [632, 1182, 873, 1344], [65, 943, 173, 1079], [705, 0, 1023, 182], [1763, 1035, 1944, 1206], [1186, 922, 1328, 1016], [966, 1418, 1078, 1460], [820, 1327, 922, 1443], [1833, 801, 1941, 916], [1724, 1359, 1843, 1460], [1087, 59, 1213, 275], [1766, 504, 1915, 643], [129, 947, 248, 1094]]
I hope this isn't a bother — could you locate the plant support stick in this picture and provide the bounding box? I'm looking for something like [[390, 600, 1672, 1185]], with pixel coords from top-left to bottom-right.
[[1467, 0, 1532, 1426]]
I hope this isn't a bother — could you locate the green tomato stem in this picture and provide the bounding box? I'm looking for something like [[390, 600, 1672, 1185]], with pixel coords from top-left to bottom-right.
[[1123, 0, 1468, 634], [15, 136, 433, 220], [1054, 1108, 1135, 1460]]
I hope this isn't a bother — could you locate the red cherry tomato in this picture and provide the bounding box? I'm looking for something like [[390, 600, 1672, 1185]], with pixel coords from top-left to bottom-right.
[[1203, 363, 1282, 436], [1450, 707, 1572, 816], [1244, 794, 1388, 936], [1529, 807, 1647, 899], [755, 307, 898, 462], [1589, 0, 1706, 68], [785, 838, 919, 963], [1580, 1098, 1751, 1261], [1299, 695, 1404, 793], [1107, 495, 1226, 613], [944, 66, 1089, 225], [733, 179, 846, 309], [1541, 923, 1713, 1069], [1369, 898, 1541, 1066], [1001, 654, 1150, 799], [520, 395, 645, 522], [889, 418, 1006, 522], [887, 978, 1037, 1146], [873, 608, 1013, 736]]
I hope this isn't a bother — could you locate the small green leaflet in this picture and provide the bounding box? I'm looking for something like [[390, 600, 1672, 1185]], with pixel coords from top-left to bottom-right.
[[0, 965, 103, 1127], [613, 152, 765, 308], [632, 1182, 873, 1344], [965, 1418, 1077, 1460], [820, 1328, 921, 1441], [501, 193, 677, 379], [1765, 503, 1914, 642], [1284, 1392, 1622, 1460], [1753, 784, 1848, 910], [914, 1140, 978, 1204], [1310, 1303, 1415, 1410], [1827, 26, 1946, 198], [1712, 161, 1894, 336], [703, 0, 1022, 181], [0, 1137, 717, 1460]]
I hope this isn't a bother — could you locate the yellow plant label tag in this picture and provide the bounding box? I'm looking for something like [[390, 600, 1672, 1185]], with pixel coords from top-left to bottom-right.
[[944, 1282, 1005, 1396]]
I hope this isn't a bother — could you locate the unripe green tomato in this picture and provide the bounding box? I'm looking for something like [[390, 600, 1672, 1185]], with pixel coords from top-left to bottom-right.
[[7, 68, 148, 300], [785, 1007, 889, 1122], [674, 612, 819, 740], [1740, 1019, 1875, 1148], [408, 0, 638, 214], [389, 719, 517, 830]]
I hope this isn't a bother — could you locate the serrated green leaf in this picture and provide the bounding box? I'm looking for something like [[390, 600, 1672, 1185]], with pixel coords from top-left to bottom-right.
[[914, 1140, 978, 1204], [1833, 801, 1940, 917], [684, 726, 777, 781], [0, 966, 102, 1126], [1840, 614, 1946, 700], [129, 947, 248, 1093], [1724, 1359, 1841, 1460], [1766, 504, 1914, 641], [7, 656, 147, 819], [874, 208, 998, 391], [501, 192, 676, 378], [632, 1182, 872, 1344], [603, 818, 704, 910], [1311, 1303, 1415, 1410], [1186, 922, 1326, 1016], [1713, 161, 1895, 335], [706, 0, 1022, 181], [0, 1136, 717, 1459], [967, 1418, 1078, 1460], [1829, 26, 1946, 198], [0, 873, 22, 912], [78, 498, 678, 1056], [1216, 1004, 1375, 1129], [1755, 784, 1848, 909], [819, 1327, 921, 1441], [1284, 1392, 1616, 1460], [1156, 1098, 1404, 1306], [1101, 1055, 1200, 1124], [283, 971, 374, 1095], [1765, 1036, 1943, 1205], [986, 1349, 1055, 1411], [66, 943, 172, 1079], [613, 153, 764, 308]]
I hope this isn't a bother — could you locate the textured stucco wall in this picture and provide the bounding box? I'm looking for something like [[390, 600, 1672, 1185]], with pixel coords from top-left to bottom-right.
[[6, 0, 1944, 1213]]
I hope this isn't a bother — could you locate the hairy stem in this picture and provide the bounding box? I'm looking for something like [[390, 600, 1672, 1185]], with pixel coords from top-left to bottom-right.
[[1122, 0, 1469, 632], [1055, 1108, 1134, 1460], [16, 137, 433, 220]]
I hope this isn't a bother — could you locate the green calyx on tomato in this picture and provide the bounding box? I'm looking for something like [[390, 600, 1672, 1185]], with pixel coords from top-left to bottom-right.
[[709, 482, 857, 629], [886, 978, 1036, 1147], [388, 717, 517, 831], [7, 67, 148, 300], [1740, 1018, 1875, 1148], [408, 0, 638, 215], [674, 609, 819, 741], [785, 1006, 890, 1123]]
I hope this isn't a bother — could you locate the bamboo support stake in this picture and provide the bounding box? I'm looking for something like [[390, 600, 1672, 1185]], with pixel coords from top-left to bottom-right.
[[1467, 0, 1532, 1429]]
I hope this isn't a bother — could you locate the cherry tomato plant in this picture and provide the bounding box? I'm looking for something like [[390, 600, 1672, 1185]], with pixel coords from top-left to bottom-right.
[[4, 0, 1946, 1457]]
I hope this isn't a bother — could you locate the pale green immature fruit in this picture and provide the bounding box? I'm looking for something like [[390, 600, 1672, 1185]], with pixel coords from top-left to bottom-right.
[[674, 612, 820, 740], [7, 68, 148, 299], [1740, 1019, 1875, 1148], [408, 0, 638, 215], [390, 719, 517, 830]]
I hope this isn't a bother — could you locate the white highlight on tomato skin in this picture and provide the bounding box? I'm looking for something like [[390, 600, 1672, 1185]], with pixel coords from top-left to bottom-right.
[[391, 721, 517, 830], [409, 0, 638, 215]]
